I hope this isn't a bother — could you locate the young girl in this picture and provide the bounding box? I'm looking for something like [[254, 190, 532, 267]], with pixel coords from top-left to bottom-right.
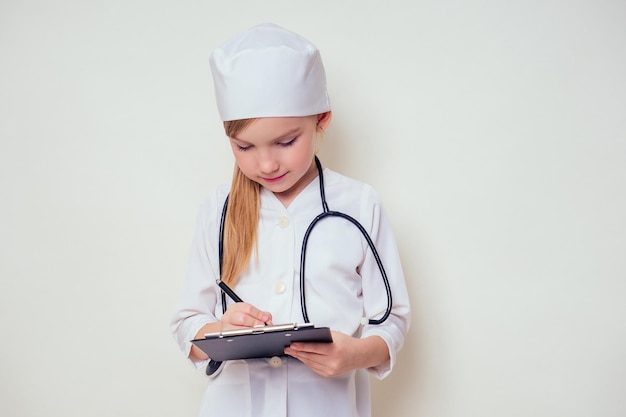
[[170, 23, 411, 417]]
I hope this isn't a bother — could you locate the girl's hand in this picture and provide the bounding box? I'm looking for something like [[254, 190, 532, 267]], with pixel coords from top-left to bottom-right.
[[284, 331, 389, 378], [221, 302, 273, 329], [189, 304, 272, 361]]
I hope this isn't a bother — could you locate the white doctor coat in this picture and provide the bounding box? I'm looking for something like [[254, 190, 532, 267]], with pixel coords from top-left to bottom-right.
[[170, 168, 411, 417]]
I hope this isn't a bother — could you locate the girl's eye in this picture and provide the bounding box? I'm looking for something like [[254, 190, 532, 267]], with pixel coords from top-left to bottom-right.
[[236, 144, 252, 152], [278, 138, 297, 147]]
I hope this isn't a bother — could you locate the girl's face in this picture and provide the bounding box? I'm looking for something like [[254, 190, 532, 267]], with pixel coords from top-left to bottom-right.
[[229, 113, 331, 206]]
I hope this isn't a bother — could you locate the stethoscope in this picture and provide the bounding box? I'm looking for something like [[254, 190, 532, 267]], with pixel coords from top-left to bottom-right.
[[217, 156, 392, 324], [207, 157, 393, 375]]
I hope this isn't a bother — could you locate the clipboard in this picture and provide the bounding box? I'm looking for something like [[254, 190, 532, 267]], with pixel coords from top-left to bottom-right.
[[191, 323, 333, 362]]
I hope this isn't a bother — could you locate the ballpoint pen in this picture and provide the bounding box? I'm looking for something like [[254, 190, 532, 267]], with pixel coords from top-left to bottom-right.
[[217, 279, 269, 325], [216, 279, 243, 303]]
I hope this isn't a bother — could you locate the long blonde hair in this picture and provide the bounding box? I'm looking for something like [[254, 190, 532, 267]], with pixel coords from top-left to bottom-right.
[[221, 119, 259, 286]]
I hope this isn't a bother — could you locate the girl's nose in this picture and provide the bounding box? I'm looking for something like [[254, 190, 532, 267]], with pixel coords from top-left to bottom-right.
[[258, 151, 279, 174]]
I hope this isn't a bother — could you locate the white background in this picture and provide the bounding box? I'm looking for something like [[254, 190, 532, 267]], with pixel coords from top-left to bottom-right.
[[1, 1, 625, 416]]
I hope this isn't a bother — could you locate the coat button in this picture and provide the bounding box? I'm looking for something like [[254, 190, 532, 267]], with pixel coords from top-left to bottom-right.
[[274, 280, 287, 294], [278, 216, 290, 229], [268, 356, 283, 368]]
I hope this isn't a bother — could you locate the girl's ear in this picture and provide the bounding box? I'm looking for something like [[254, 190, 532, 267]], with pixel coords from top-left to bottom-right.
[[316, 111, 332, 132]]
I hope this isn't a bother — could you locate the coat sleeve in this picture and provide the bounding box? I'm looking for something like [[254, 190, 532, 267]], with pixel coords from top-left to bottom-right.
[[358, 185, 411, 379], [169, 190, 225, 370]]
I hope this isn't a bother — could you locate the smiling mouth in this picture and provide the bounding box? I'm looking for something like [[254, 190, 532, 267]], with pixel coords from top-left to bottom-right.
[[262, 173, 287, 183]]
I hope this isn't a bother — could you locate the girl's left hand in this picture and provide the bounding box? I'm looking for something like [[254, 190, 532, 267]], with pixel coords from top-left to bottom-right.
[[284, 331, 389, 378]]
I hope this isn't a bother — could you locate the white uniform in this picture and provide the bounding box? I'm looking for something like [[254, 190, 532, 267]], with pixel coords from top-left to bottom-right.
[[170, 168, 411, 417]]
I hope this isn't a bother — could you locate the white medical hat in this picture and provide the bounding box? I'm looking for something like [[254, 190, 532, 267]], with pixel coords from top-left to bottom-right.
[[209, 23, 331, 121]]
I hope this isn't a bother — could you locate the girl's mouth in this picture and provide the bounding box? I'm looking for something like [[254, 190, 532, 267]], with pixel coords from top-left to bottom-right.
[[262, 173, 287, 183]]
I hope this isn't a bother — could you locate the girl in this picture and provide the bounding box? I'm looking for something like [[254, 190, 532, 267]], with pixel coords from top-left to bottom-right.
[[170, 23, 411, 417]]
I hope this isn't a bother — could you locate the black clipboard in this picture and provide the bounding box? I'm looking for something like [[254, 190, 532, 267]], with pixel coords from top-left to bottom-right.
[[191, 323, 333, 362]]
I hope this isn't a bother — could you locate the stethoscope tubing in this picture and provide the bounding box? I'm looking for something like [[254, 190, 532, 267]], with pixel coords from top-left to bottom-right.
[[299, 209, 392, 325], [207, 157, 393, 375]]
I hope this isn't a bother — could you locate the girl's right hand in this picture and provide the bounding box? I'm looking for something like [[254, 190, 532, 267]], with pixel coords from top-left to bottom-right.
[[189, 303, 273, 361], [221, 302, 273, 329]]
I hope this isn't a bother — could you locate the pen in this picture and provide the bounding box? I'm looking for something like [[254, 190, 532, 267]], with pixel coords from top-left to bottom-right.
[[216, 279, 243, 303], [216, 279, 269, 326]]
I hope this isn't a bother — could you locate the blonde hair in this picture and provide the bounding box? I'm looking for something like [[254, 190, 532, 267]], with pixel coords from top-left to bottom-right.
[[221, 119, 260, 286]]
